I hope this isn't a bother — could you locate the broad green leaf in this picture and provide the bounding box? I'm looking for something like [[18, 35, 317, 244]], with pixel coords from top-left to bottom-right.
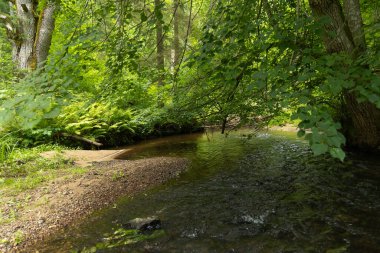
[[311, 143, 328, 156], [329, 83, 342, 96], [327, 136, 343, 147], [44, 107, 61, 119], [329, 148, 346, 162]]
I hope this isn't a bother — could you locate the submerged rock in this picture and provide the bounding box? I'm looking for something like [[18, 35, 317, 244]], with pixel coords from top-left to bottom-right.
[[124, 216, 161, 231]]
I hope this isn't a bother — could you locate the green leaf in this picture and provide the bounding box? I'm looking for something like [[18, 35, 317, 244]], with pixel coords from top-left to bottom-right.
[[329, 83, 342, 96], [44, 107, 61, 119], [290, 113, 299, 120], [305, 133, 312, 141], [23, 118, 41, 130], [329, 148, 345, 162], [327, 136, 343, 147], [311, 143, 328, 156], [298, 96, 309, 104], [325, 126, 338, 136], [297, 129, 305, 138]]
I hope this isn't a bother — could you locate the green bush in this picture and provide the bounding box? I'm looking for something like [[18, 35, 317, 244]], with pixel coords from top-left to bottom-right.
[[57, 101, 137, 146]]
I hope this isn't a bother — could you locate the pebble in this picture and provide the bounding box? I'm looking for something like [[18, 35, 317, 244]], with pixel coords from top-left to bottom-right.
[[38, 218, 45, 225]]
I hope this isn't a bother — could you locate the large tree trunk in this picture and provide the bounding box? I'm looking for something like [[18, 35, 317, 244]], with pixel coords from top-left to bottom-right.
[[15, 0, 36, 69], [344, 93, 380, 149], [1, 0, 57, 70], [35, 2, 56, 67], [309, 0, 380, 150]]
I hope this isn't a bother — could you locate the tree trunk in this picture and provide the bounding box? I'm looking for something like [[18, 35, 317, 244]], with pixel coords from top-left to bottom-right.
[[36, 2, 56, 67], [155, 0, 165, 86], [15, 0, 36, 69], [173, 0, 180, 68], [309, 0, 380, 150], [1, 0, 57, 70], [343, 93, 380, 149], [115, 0, 125, 28], [343, 0, 366, 52]]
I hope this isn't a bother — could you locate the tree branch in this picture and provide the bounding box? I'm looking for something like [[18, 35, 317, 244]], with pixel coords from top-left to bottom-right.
[[60, 133, 103, 147]]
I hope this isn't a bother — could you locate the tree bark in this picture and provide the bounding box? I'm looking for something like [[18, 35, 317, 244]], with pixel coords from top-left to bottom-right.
[[35, 2, 56, 67], [343, 0, 366, 52], [173, 0, 180, 67], [343, 93, 380, 149], [1, 0, 57, 70], [309, 0, 380, 150], [309, 0, 354, 53], [155, 0, 165, 86], [15, 0, 36, 69]]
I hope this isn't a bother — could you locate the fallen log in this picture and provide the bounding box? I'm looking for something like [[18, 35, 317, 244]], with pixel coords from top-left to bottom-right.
[[60, 133, 103, 147]]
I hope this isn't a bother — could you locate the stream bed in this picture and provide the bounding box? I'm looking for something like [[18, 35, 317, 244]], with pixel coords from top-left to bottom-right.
[[37, 130, 380, 252]]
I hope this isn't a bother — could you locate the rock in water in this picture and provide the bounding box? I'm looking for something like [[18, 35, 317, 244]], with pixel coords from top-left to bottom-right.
[[124, 216, 161, 231]]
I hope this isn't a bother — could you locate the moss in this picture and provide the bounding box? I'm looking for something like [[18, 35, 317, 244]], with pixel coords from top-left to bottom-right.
[[77, 229, 166, 252], [103, 228, 165, 248]]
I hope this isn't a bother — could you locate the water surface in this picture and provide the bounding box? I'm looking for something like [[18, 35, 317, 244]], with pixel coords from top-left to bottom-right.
[[38, 130, 380, 252]]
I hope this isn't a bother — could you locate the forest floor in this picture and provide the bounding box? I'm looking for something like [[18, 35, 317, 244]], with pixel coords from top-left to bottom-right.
[[0, 150, 189, 252]]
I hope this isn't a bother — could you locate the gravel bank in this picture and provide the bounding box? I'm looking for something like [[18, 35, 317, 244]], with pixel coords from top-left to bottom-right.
[[0, 157, 189, 252]]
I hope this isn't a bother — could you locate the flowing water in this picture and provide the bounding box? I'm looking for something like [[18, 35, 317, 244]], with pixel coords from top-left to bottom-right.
[[38, 130, 380, 252]]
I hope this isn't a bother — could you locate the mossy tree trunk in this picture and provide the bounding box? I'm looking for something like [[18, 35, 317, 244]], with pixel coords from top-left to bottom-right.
[[0, 0, 57, 70], [309, 0, 380, 150]]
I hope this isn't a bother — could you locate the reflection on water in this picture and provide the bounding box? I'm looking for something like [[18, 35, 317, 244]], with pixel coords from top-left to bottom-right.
[[37, 129, 380, 252]]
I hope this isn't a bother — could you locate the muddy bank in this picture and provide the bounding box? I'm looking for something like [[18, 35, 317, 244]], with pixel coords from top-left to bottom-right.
[[0, 157, 189, 252]]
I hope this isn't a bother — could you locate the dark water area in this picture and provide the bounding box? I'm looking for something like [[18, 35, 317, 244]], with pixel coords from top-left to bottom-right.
[[37, 130, 380, 253]]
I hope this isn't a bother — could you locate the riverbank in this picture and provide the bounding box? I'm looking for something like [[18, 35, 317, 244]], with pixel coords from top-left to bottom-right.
[[269, 123, 298, 132], [0, 152, 189, 252]]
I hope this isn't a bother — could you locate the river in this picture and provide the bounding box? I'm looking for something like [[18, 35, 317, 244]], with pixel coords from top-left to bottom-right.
[[37, 129, 380, 252]]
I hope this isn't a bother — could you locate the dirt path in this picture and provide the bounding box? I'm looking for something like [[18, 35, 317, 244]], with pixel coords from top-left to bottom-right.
[[40, 149, 131, 167], [0, 153, 189, 253]]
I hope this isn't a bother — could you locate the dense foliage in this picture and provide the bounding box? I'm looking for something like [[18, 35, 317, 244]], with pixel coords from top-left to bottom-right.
[[0, 0, 379, 161]]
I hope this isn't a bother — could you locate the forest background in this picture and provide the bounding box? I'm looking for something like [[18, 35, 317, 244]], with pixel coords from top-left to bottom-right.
[[0, 0, 380, 163]]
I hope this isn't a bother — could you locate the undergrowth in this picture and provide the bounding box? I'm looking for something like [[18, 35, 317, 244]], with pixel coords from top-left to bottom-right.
[[0, 140, 76, 195]]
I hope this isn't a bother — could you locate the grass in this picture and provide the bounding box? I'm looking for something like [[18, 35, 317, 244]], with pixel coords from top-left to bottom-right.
[[0, 135, 93, 249], [111, 170, 126, 181], [0, 209, 17, 225], [0, 135, 18, 162], [1, 148, 64, 194], [12, 230, 24, 245], [0, 141, 87, 196], [0, 141, 89, 230]]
